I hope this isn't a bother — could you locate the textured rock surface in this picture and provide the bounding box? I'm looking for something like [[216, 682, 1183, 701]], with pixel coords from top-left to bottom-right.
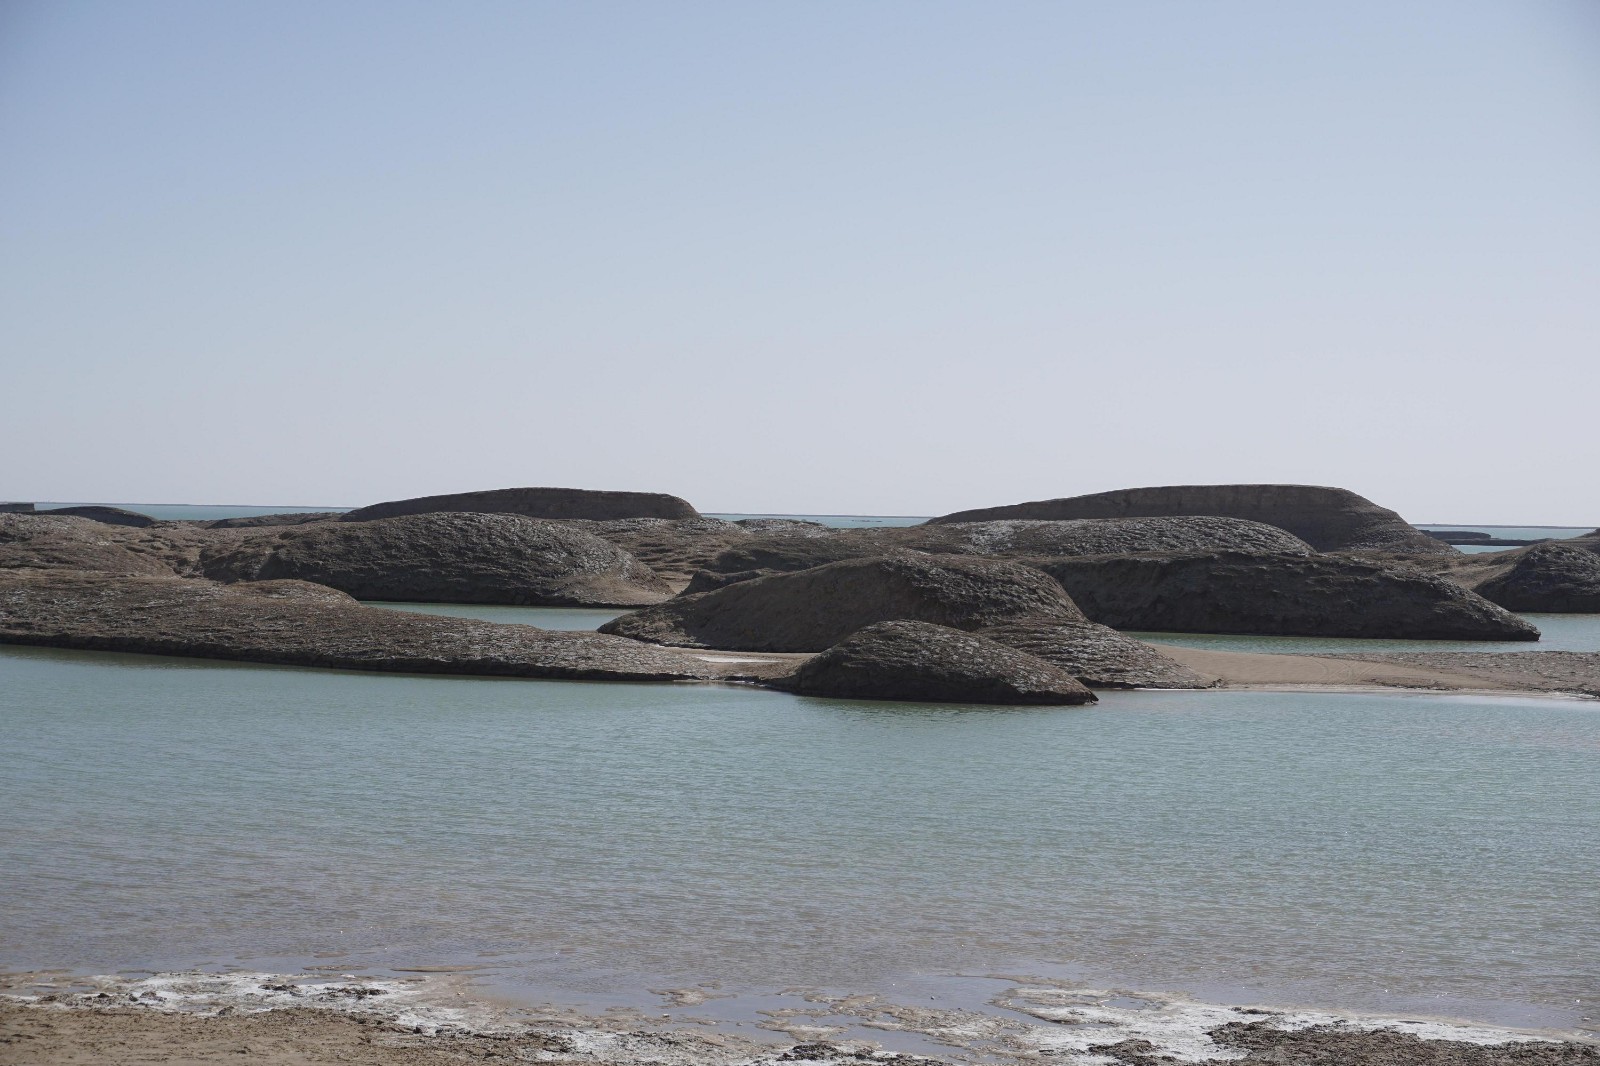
[[202, 512, 342, 528], [343, 487, 700, 523], [1030, 551, 1540, 640], [569, 517, 759, 586], [780, 620, 1096, 705], [1470, 542, 1600, 612], [930, 483, 1453, 555], [901, 516, 1315, 557], [37, 505, 158, 527], [977, 621, 1214, 689], [601, 554, 1087, 651], [1331, 650, 1600, 699], [0, 570, 716, 682], [0, 514, 176, 577], [198, 512, 672, 606], [691, 516, 1311, 590]]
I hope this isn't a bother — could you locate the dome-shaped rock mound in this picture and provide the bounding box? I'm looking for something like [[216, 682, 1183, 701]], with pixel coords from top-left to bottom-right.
[[0, 513, 175, 577], [1031, 551, 1539, 640], [600, 554, 1086, 651], [929, 484, 1453, 555], [977, 622, 1214, 689], [343, 487, 700, 522], [902, 516, 1314, 557], [782, 621, 1096, 705], [199, 512, 672, 607], [38, 505, 158, 527], [1472, 543, 1600, 613]]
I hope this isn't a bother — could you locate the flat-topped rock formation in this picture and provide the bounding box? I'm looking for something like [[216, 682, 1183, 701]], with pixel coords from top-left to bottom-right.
[[343, 487, 700, 523], [199, 512, 673, 607], [687, 516, 1314, 592], [0, 570, 717, 682], [977, 621, 1214, 689], [1469, 542, 1600, 613], [778, 620, 1096, 705], [1030, 551, 1539, 640], [930, 484, 1453, 555], [601, 554, 1087, 652], [1, 513, 176, 577], [901, 515, 1315, 557], [37, 505, 158, 527]]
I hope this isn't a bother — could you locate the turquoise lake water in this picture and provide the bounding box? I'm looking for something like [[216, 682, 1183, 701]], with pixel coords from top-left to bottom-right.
[[1, 644, 1596, 1037]]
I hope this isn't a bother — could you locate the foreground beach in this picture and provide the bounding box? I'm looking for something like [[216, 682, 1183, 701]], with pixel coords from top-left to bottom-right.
[[4, 971, 1597, 1066]]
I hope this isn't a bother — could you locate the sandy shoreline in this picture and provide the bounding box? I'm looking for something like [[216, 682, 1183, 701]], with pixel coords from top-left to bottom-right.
[[1149, 645, 1600, 700], [3, 970, 1597, 1066]]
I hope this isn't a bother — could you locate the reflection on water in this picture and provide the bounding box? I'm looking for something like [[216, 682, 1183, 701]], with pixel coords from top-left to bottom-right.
[[1, 644, 1596, 1034], [366, 602, 623, 631]]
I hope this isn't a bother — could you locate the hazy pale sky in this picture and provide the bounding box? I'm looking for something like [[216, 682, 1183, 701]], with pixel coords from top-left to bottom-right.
[[3, 1, 1597, 522]]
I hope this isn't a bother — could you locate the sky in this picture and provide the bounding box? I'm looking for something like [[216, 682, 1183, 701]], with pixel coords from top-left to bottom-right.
[[2, 1, 1597, 523]]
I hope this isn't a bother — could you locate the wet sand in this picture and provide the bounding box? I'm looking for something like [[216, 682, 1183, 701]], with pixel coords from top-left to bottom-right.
[[1150, 645, 1600, 699], [3, 971, 1597, 1066]]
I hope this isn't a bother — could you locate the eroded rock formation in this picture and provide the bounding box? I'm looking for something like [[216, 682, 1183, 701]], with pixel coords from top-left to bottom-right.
[[1, 514, 176, 577], [199, 512, 672, 607], [778, 620, 1096, 705], [1470, 543, 1600, 613], [0, 570, 716, 682], [977, 621, 1214, 689], [1030, 551, 1539, 640], [343, 487, 700, 523], [929, 484, 1453, 555], [601, 554, 1086, 651]]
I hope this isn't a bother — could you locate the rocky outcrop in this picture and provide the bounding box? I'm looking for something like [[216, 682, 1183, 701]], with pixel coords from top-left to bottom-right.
[[202, 512, 341, 528], [568, 518, 765, 586], [343, 487, 700, 523], [0, 502, 35, 513], [901, 516, 1314, 557], [38, 505, 158, 527], [930, 484, 1453, 555], [1029, 551, 1540, 640], [0, 570, 715, 682], [198, 512, 673, 607], [601, 554, 1087, 651], [977, 622, 1214, 689], [0, 514, 176, 577], [688, 516, 1314, 591], [1471, 543, 1600, 613], [777, 620, 1096, 705]]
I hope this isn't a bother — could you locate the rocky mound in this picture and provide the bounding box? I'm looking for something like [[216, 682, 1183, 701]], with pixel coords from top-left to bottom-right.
[[1471, 542, 1600, 613], [0, 570, 714, 682], [38, 505, 158, 527], [978, 622, 1214, 689], [0, 513, 176, 576], [343, 487, 700, 523], [778, 620, 1096, 705], [1030, 551, 1539, 640], [601, 554, 1086, 651], [198, 512, 672, 607], [902, 515, 1315, 557], [930, 484, 1453, 555], [202, 512, 342, 528]]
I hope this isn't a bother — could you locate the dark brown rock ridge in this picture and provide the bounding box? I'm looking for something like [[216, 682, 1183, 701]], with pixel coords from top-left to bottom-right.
[[689, 516, 1314, 591], [343, 487, 700, 523], [601, 554, 1087, 651], [977, 621, 1214, 689], [930, 483, 1454, 555], [1, 514, 176, 577], [0, 570, 716, 682], [1031, 551, 1540, 640], [198, 512, 672, 607], [38, 505, 158, 527], [1470, 543, 1600, 613], [202, 512, 341, 528], [778, 620, 1096, 705]]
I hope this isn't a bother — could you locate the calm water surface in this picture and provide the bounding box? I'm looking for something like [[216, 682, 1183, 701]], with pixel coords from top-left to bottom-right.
[[1, 645, 1596, 1034]]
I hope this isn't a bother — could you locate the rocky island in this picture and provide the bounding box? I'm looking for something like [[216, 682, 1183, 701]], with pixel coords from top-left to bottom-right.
[[2, 484, 1597, 704]]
